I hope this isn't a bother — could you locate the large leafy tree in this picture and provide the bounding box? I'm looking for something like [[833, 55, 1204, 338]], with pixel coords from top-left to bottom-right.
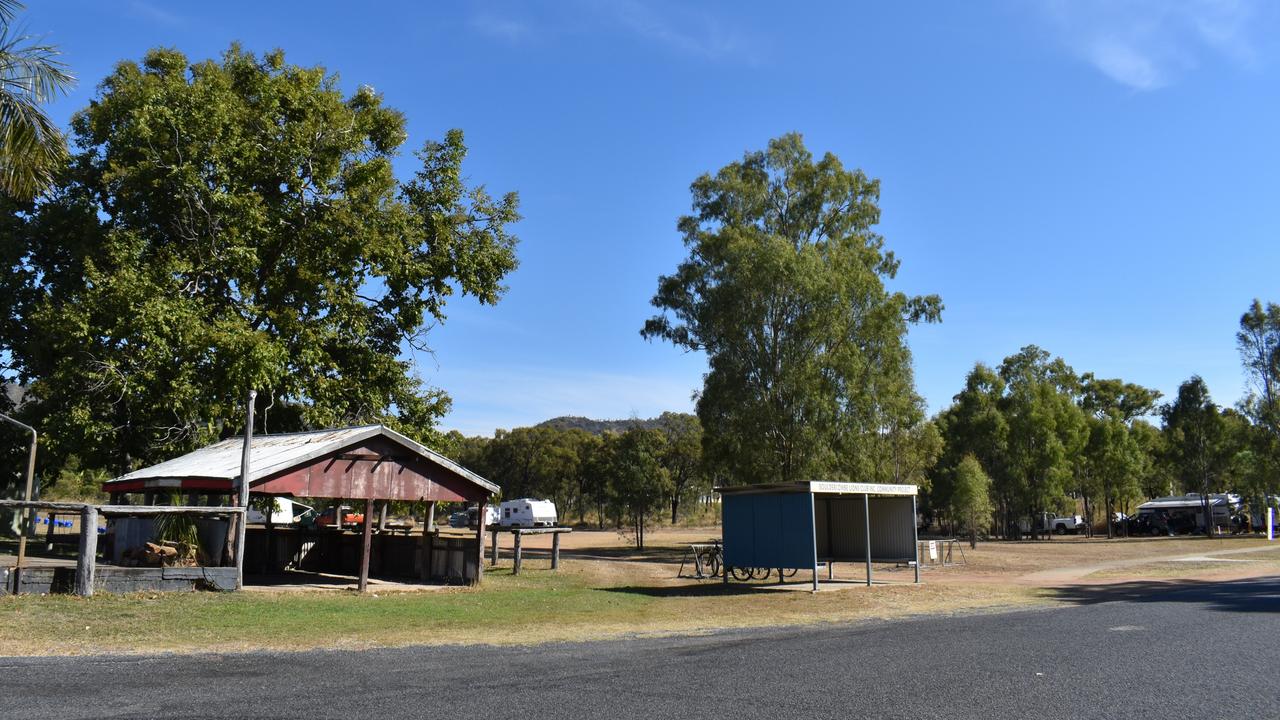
[[1161, 376, 1230, 535], [1078, 373, 1160, 537], [951, 454, 993, 549], [0, 0, 74, 200], [1, 46, 519, 473], [656, 412, 703, 524], [1237, 299, 1280, 522], [603, 427, 670, 548], [642, 133, 941, 485], [998, 346, 1087, 538]]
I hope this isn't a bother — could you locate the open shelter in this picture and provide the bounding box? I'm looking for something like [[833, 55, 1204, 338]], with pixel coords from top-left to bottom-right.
[[103, 425, 497, 590], [717, 481, 920, 591]]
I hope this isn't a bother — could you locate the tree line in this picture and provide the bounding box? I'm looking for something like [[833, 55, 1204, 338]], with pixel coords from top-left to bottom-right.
[[930, 300, 1280, 540], [444, 412, 707, 548]]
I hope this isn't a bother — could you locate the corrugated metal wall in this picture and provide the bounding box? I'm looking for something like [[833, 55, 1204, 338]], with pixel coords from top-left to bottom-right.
[[814, 495, 916, 562], [722, 493, 815, 570]]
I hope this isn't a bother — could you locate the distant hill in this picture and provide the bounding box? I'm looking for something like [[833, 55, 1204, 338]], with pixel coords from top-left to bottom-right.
[[535, 415, 666, 435]]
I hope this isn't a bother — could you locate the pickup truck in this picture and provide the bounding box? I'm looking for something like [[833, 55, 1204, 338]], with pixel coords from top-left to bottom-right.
[[1048, 514, 1086, 534]]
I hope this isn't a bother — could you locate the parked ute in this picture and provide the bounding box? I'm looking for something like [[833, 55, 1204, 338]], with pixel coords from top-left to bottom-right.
[[498, 498, 557, 528], [1048, 514, 1086, 535]]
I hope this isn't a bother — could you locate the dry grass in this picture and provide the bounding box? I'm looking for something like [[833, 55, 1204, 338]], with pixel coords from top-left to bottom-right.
[[1, 528, 1275, 657]]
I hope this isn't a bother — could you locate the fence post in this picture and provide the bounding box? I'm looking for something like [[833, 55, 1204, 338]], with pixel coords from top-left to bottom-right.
[[513, 530, 523, 575], [75, 506, 98, 597]]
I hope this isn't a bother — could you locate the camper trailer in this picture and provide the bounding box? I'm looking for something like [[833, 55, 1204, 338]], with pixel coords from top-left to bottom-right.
[[1137, 493, 1239, 534], [246, 497, 309, 525], [498, 498, 558, 528]]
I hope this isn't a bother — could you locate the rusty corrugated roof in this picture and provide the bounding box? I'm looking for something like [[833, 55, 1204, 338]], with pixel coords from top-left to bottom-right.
[[109, 425, 497, 493]]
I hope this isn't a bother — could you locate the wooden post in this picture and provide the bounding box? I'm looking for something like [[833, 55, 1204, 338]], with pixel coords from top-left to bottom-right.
[[864, 493, 872, 587], [551, 531, 561, 570], [912, 494, 921, 584], [75, 506, 97, 597], [474, 501, 485, 583], [358, 497, 374, 592], [426, 501, 437, 532], [234, 390, 256, 590], [490, 528, 498, 566], [418, 524, 432, 581], [513, 530, 522, 575], [44, 511, 55, 552]]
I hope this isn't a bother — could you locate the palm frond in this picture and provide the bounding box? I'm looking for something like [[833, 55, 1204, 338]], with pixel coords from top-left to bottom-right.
[[0, 17, 73, 200]]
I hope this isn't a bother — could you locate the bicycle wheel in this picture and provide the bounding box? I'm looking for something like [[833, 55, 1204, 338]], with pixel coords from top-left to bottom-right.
[[707, 552, 721, 577], [750, 567, 771, 581], [781, 567, 798, 578], [730, 565, 752, 581]]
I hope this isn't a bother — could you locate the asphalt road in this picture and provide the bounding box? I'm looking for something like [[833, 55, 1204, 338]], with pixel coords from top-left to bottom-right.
[[3, 576, 1278, 719]]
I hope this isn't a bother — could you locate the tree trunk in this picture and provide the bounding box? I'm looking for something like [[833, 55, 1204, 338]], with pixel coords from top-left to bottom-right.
[[671, 495, 679, 525]]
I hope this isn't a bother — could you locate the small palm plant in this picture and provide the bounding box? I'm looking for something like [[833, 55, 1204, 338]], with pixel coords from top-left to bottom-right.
[[152, 493, 203, 565]]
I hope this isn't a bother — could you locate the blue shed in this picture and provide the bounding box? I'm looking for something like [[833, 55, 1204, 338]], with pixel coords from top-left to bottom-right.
[[717, 481, 920, 591]]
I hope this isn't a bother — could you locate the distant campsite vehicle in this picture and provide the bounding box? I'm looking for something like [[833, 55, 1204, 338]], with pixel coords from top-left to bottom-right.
[[498, 498, 558, 528], [246, 498, 311, 525], [449, 505, 499, 529], [315, 505, 364, 529]]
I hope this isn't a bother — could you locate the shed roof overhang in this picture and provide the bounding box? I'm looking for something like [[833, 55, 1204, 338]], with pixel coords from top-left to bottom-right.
[[103, 425, 498, 503], [715, 481, 918, 497]]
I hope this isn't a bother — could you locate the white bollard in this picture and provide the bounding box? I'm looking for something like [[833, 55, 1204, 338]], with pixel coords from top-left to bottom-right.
[[1268, 508, 1274, 542]]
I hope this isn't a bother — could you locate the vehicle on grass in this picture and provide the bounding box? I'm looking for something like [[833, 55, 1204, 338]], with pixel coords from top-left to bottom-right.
[[1137, 494, 1239, 534], [498, 498, 557, 528], [315, 505, 364, 529], [1122, 513, 1164, 536], [448, 505, 499, 529], [1048, 514, 1086, 535], [246, 498, 312, 525]]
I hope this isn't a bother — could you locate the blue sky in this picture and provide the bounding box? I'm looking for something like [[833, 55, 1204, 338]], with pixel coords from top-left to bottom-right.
[[27, 1, 1280, 436]]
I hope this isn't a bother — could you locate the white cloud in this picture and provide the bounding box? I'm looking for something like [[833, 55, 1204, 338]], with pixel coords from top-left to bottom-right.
[[607, 0, 748, 61], [434, 364, 700, 437], [1038, 0, 1263, 90], [467, 0, 756, 63], [129, 0, 184, 27], [469, 12, 532, 43]]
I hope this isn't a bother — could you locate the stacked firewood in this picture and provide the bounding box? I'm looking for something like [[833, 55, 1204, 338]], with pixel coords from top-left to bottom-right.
[[120, 541, 198, 567]]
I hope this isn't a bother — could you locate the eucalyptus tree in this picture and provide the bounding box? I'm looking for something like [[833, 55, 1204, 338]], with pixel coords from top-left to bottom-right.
[[643, 133, 941, 486], [0, 0, 73, 200], [951, 454, 993, 549], [1237, 299, 1280, 522], [1161, 376, 1230, 535], [997, 346, 1087, 539], [1079, 374, 1161, 537], [2, 46, 519, 471]]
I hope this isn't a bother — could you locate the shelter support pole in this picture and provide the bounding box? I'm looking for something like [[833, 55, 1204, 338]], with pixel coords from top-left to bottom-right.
[[513, 530, 522, 575], [474, 500, 485, 584], [811, 492, 819, 593], [426, 501, 437, 532], [378, 502, 388, 532], [75, 505, 97, 597], [912, 495, 921, 584], [864, 493, 872, 587], [490, 528, 498, 566], [419, 525, 432, 581], [552, 531, 561, 570], [234, 390, 256, 591], [358, 497, 373, 592], [2, 412, 38, 580]]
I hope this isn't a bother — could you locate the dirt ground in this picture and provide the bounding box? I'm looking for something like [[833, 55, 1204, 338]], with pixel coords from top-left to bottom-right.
[[483, 525, 1280, 589]]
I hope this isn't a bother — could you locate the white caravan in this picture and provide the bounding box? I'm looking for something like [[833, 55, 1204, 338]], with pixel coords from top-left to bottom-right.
[[246, 497, 310, 525], [498, 498, 558, 528]]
